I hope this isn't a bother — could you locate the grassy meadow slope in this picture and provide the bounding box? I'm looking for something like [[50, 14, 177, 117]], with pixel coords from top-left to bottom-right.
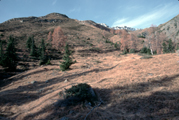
[[1, 51, 179, 119]]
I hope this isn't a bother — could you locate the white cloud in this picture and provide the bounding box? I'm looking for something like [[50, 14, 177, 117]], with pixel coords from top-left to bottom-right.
[[112, 3, 179, 28], [112, 18, 128, 26], [69, 8, 81, 13], [52, 0, 57, 5]]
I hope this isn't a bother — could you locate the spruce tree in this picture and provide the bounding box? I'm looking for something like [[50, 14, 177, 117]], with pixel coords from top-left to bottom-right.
[[30, 36, 37, 56], [162, 42, 167, 53], [26, 37, 32, 51], [0, 40, 3, 65], [168, 39, 175, 53], [60, 43, 74, 71], [39, 39, 49, 65], [1, 36, 18, 71], [162, 39, 175, 53]]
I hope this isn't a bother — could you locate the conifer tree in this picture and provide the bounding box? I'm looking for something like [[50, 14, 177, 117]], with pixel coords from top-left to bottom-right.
[[30, 36, 37, 56], [168, 39, 175, 53], [1, 36, 18, 71], [162, 39, 175, 53], [26, 36, 32, 51], [60, 43, 74, 71], [162, 42, 167, 53], [0, 40, 3, 60], [39, 39, 49, 65]]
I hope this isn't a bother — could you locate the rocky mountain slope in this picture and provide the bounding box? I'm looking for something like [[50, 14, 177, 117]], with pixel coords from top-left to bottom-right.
[[0, 13, 114, 50], [158, 14, 179, 42]]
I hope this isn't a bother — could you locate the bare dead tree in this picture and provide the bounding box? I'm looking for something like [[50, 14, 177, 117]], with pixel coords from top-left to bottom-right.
[[120, 30, 129, 51], [130, 33, 137, 50], [145, 24, 158, 55], [52, 26, 67, 51]]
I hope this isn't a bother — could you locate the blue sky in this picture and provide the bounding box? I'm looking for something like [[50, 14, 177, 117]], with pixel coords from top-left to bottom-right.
[[0, 0, 179, 29]]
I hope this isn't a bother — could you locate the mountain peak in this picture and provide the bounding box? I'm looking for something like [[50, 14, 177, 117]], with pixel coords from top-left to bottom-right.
[[45, 13, 69, 18]]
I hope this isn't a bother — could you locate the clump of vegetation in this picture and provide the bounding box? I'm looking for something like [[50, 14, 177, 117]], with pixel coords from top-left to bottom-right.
[[26, 36, 32, 52], [140, 47, 151, 55], [39, 39, 50, 65], [0, 36, 18, 71], [105, 39, 111, 43], [174, 23, 177, 29], [89, 47, 101, 53], [60, 43, 75, 71], [140, 55, 153, 59], [59, 83, 98, 106], [176, 30, 179, 36], [28, 36, 38, 57], [138, 32, 147, 38], [129, 49, 136, 53], [162, 39, 175, 53], [114, 42, 120, 49], [167, 26, 170, 30], [121, 48, 128, 55]]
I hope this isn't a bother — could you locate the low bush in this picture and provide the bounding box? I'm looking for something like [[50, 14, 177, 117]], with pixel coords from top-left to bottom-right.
[[59, 83, 98, 106], [140, 47, 151, 55], [129, 49, 136, 53]]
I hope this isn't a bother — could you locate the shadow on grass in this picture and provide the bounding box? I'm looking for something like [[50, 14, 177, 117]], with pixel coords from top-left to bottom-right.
[[3, 73, 179, 120], [78, 48, 120, 54], [0, 64, 119, 107]]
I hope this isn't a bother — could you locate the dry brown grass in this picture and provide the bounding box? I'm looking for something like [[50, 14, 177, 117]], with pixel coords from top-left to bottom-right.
[[1, 51, 179, 120]]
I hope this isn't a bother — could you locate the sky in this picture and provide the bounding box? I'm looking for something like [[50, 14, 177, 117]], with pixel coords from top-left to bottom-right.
[[0, 0, 179, 29]]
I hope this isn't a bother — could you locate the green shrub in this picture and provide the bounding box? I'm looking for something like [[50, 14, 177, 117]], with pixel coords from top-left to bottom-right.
[[167, 26, 170, 30], [122, 49, 128, 55], [140, 55, 153, 59], [176, 30, 179, 36], [45, 59, 51, 65], [141, 40, 145, 44], [114, 42, 120, 49], [129, 49, 135, 53], [140, 47, 151, 55], [174, 23, 177, 29], [62, 83, 97, 106], [162, 39, 175, 53], [105, 39, 111, 43], [89, 47, 101, 53]]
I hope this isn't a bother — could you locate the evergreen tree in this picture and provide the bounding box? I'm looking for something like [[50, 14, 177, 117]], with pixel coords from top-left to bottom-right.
[[26, 37, 32, 51], [1, 36, 18, 71], [30, 36, 37, 56], [60, 43, 74, 71], [0, 40, 3, 65], [39, 39, 49, 65], [162, 42, 167, 53], [168, 39, 175, 53], [162, 39, 175, 53]]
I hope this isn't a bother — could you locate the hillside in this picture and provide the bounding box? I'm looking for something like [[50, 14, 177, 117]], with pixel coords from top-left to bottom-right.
[[1, 51, 179, 119], [158, 14, 179, 42], [0, 13, 114, 50], [1, 13, 179, 120]]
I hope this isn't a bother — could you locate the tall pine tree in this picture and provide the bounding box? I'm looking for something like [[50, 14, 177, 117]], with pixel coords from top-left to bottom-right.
[[1, 36, 18, 71], [39, 39, 49, 65], [26, 36, 32, 52], [30, 36, 37, 56]]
